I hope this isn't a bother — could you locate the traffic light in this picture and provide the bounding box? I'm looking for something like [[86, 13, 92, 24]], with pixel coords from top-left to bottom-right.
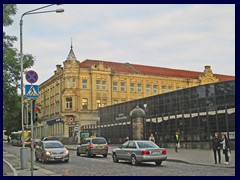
[[28, 112, 31, 125], [34, 112, 38, 123]]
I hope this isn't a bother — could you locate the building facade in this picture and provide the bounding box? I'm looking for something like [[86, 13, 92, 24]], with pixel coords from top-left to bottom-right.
[[98, 80, 235, 149], [34, 46, 234, 140]]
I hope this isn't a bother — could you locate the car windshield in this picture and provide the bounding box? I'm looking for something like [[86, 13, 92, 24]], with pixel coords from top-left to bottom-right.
[[137, 141, 159, 149], [44, 142, 64, 148], [92, 138, 106, 144]]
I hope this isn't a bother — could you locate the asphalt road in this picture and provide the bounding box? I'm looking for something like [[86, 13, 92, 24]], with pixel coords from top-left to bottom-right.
[[3, 143, 235, 176]]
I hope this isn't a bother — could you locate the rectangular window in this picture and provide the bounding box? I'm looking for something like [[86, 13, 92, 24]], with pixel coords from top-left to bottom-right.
[[66, 98, 72, 109], [96, 100, 101, 109], [67, 79, 71, 88], [113, 82, 118, 91], [82, 98, 88, 110], [146, 84, 151, 94], [162, 85, 166, 93], [102, 99, 107, 107], [96, 80, 101, 90], [102, 80, 107, 91], [137, 84, 142, 93], [130, 83, 135, 92], [96, 99, 107, 109], [72, 78, 76, 88], [121, 82, 126, 92], [168, 86, 173, 91], [153, 85, 158, 94], [82, 79, 87, 89], [176, 86, 181, 90]]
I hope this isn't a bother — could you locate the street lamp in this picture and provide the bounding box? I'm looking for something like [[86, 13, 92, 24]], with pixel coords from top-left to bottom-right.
[[20, 4, 64, 170]]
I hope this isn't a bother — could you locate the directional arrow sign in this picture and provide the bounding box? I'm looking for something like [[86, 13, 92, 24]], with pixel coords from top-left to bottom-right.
[[25, 85, 39, 99]]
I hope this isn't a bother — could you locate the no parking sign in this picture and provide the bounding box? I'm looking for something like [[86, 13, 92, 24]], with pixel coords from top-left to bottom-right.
[[26, 70, 38, 84]]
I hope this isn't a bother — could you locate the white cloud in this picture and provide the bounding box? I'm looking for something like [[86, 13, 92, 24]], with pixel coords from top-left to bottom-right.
[[5, 4, 235, 85]]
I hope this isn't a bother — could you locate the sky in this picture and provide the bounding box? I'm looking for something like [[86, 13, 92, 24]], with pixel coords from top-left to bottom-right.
[[4, 4, 235, 85]]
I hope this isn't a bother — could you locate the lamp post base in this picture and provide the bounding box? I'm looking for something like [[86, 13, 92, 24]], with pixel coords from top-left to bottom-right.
[[20, 147, 28, 169]]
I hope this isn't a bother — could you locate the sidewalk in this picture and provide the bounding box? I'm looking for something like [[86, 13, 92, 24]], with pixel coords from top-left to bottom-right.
[[67, 144, 235, 168], [3, 151, 62, 176]]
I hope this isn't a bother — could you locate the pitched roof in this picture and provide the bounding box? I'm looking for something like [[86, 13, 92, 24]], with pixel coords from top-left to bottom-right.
[[79, 59, 235, 81], [66, 47, 77, 61]]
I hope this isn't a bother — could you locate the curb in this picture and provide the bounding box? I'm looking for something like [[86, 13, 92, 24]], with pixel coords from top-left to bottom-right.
[[3, 159, 18, 176], [167, 159, 235, 168]]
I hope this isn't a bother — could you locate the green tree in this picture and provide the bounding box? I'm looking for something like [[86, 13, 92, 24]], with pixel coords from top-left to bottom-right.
[[3, 4, 35, 134]]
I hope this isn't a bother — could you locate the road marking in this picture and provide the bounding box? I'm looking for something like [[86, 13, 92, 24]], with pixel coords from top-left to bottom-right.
[[3, 159, 17, 176]]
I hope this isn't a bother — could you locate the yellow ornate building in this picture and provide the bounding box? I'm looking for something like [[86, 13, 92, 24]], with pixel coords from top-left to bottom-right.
[[34, 46, 234, 139]]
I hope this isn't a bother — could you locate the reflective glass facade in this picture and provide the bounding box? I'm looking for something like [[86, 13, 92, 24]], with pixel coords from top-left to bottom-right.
[[98, 80, 235, 148]]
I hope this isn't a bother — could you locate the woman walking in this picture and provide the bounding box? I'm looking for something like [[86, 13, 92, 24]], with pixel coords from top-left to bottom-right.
[[221, 134, 230, 165]]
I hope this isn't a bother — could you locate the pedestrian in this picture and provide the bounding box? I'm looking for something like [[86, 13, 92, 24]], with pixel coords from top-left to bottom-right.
[[125, 136, 129, 142], [220, 134, 230, 165], [149, 133, 155, 143], [174, 131, 180, 152], [212, 132, 221, 164], [75, 135, 78, 144]]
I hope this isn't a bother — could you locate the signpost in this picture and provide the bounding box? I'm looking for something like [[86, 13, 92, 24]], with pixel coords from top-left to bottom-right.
[[25, 85, 39, 99], [25, 70, 39, 176]]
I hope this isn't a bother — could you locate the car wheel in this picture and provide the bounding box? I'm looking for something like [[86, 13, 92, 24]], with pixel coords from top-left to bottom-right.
[[41, 155, 45, 163], [112, 153, 119, 163], [103, 154, 108, 158], [131, 155, 138, 166], [64, 159, 69, 163], [35, 153, 39, 161], [155, 161, 162, 166], [76, 150, 80, 156], [86, 150, 90, 157]]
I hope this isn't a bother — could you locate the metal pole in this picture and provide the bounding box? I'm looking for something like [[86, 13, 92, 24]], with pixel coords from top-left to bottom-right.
[[19, 4, 64, 170], [20, 18, 28, 170], [30, 100, 35, 176]]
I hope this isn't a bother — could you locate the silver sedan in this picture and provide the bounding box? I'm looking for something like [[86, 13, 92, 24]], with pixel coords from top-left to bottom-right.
[[35, 140, 69, 163], [112, 140, 167, 166]]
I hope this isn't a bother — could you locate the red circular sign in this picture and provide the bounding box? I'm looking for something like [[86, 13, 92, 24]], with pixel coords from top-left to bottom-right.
[[26, 70, 38, 84]]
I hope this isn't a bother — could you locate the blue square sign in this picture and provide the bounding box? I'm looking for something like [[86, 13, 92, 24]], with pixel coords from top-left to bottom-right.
[[25, 85, 39, 98]]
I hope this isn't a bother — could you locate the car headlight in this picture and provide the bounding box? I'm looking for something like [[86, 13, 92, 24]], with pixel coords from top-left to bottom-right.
[[65, 150, 69, 155], [45, 151, 51, 156]]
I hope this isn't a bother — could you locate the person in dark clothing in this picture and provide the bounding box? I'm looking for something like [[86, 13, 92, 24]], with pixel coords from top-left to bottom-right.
[[221, 134, 230, 165], [212, 132, 221, 164]]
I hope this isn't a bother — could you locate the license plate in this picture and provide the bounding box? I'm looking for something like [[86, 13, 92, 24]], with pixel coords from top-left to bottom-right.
[[55, 156, 63, 159], [152, 151, 162, 154], [98, 146, 103, 150]]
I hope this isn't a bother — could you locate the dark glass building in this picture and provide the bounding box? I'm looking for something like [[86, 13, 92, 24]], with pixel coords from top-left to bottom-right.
[[97, 80, 235, 149]]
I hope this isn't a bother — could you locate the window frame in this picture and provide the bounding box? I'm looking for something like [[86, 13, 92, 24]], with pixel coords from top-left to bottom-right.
[[66, 97, 72, 109]]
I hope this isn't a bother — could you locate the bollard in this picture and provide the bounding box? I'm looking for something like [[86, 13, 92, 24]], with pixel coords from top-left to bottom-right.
[[20, 147, 28, 169]]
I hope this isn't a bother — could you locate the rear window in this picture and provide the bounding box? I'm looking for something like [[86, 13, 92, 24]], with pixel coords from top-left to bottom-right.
[[92, 138, 107, 144], [137, 141, 159, 149]]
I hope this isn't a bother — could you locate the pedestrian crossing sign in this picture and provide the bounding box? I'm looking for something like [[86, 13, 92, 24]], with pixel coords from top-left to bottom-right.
[[25, 85, 39, 98]]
